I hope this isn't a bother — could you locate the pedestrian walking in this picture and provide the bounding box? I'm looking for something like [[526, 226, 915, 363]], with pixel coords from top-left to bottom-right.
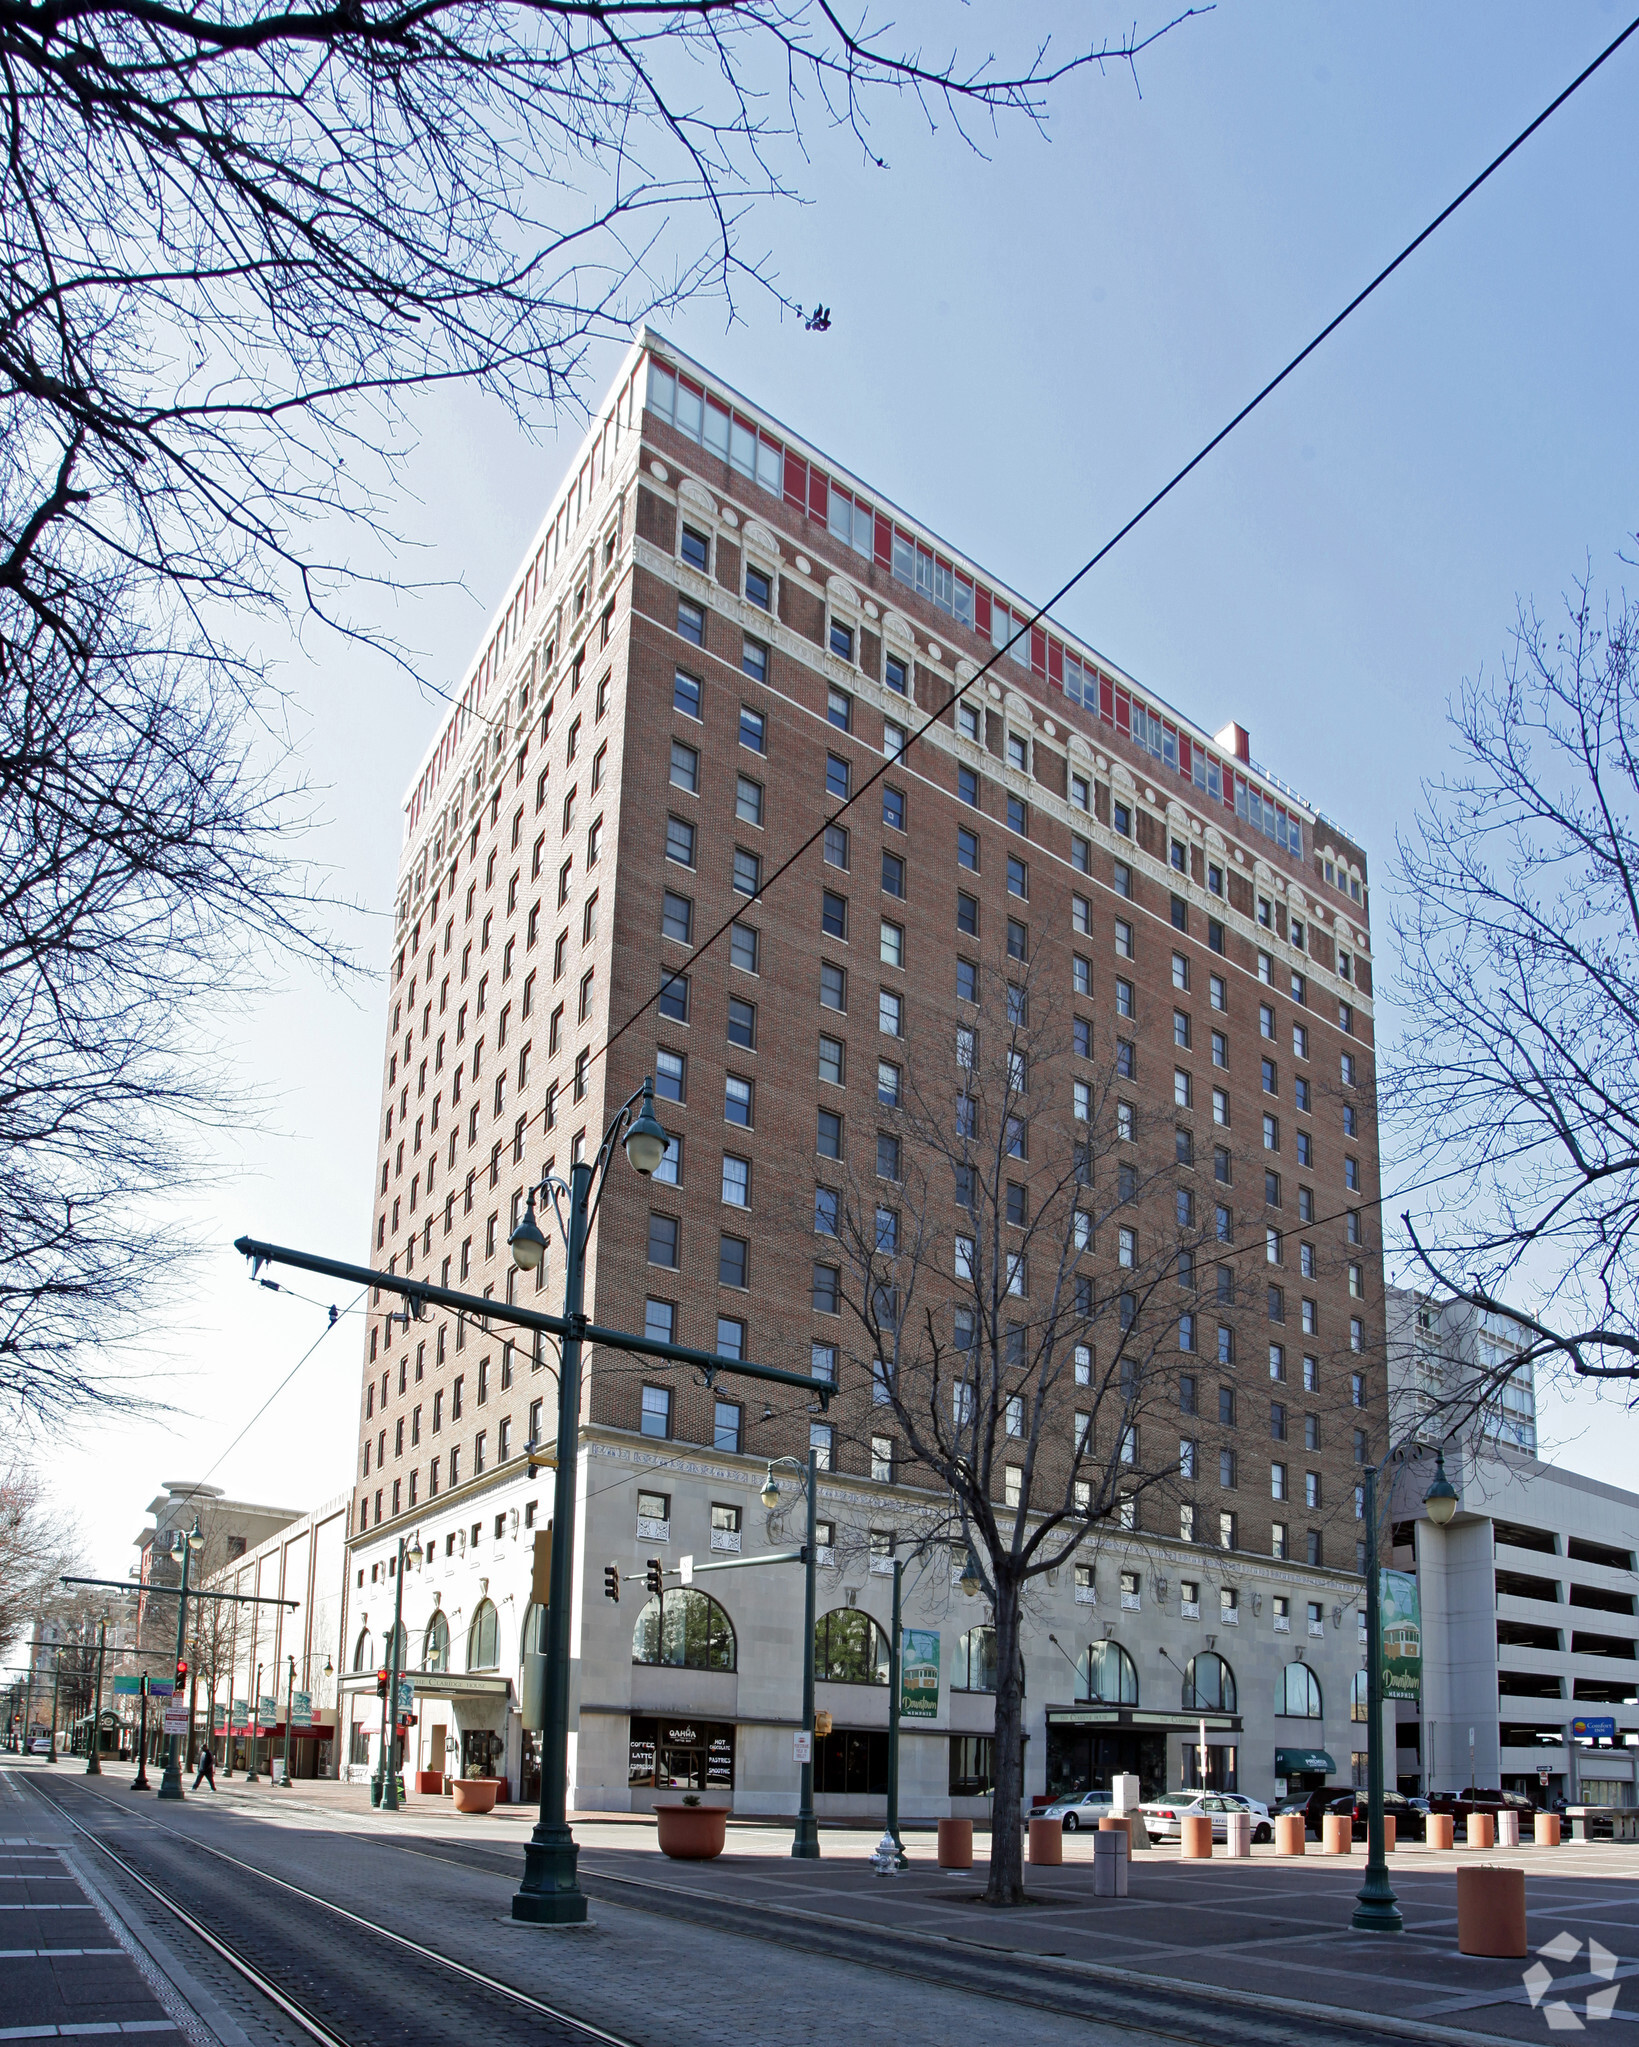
[[192, 1742, 216, 1791]]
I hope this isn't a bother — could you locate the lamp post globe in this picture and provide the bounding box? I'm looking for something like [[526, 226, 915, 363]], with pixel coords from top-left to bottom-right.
[[509, 1201, 547, 1273], [1423, 1449, 1459, 1526], [959, 1546, 983, 1598], [622, 1080, 668, 1178], [760, 1466, 781, 1510]]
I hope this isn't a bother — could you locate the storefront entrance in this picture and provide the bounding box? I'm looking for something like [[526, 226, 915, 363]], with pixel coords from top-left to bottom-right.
[[628, 1716, 734, 1791], [461, 1727, 505, 1778], [1045, 1725, 1167, 1802]]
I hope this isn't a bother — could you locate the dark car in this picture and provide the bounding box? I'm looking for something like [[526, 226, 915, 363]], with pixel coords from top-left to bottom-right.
[[1324, 1790, 1427, 1843], [1428, 1787, 1537, 1826]]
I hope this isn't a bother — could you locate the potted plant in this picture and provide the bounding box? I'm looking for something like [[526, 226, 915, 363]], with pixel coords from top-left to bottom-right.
[[452, 1765, 503, 1815], [655, 1790, 728, 1859]]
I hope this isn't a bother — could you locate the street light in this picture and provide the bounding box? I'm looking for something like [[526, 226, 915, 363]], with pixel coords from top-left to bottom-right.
[[86, 1618, 109, 1776], [760, 1454, 821, 1860], [375, 1530, 422, 1812], [958, 1545, 984, 1598], [506, 1078, 668, 1924], [1352, 1442, 1461, 1933], [157, 1519, 204, 1801]]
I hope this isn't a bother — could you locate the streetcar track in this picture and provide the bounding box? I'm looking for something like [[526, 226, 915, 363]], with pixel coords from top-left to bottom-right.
[[21, 1776, 1525, 2047], [21, 1774, 639, 2047]]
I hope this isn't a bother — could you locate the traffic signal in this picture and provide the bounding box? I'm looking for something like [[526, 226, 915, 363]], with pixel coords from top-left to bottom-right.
[[376, 1666, 390, 1700], [604, 1565, 621, 1603], [175, 1659, 188, 1685], [645, 1558, 663, 1598]]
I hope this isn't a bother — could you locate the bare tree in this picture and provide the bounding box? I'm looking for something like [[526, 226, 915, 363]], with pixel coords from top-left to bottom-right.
[[823, 943, 1194, 1903], [1391, 548, 1639, 1393], [0, 3, 1197, 1421], [0, 1459, 83, 1666]]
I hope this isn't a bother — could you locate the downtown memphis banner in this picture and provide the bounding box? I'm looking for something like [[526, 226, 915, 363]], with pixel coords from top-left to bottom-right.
[[1379, 1570, 1422, 1702]]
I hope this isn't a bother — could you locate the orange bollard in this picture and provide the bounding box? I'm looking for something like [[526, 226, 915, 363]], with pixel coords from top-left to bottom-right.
[[1322, 1813, 1353, 1854], [1383, 1815, 1396, 1853], [1179, 1814, 1213, 1858], [1468, 1812, 1495, 1850], [1534, 1811, 1561, 1847], [1275, 1813, 1306, 1855], [1028, 1817, 1063, 1866], [1428, 1813, 1455, 1849], [937, 1818, 973, 1868], [1099, 1814, 1134, 1854], [1457, 1865, 1528, 1957]]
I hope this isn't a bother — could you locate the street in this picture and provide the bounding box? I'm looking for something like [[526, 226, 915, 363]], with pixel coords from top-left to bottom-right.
[[4, 1759, 1636, 2046]]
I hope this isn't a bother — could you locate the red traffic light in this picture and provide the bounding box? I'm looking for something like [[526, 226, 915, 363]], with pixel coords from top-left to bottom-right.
[[376, 1666, 390, 1698], [175, 1659, 188, 1683]]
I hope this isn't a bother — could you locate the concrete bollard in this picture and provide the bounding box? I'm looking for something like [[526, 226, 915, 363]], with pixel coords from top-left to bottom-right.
[[1028, 1817, 1063, 1866], [1468, 1813, 1495, 1850], [1180, 1814, 1213, 1859], [1275, 1813, 1306, 1855], [937, 1818, 973, 1869], [1092, 1829, 1128, 1898], [1496, 1810, 1519, 1849], [1534, 1811, 1560, 1847], [1457, 1865, 1528, 1957], [1322, 1813, 1353, 1854], [1223, 1811, 1251, 1858], [1428, 1813, 1455, 1850]]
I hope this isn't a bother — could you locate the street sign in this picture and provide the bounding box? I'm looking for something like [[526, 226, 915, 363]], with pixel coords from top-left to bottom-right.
[[1379, 1569, 1422, 1702], [396, 1678, 414, 1713], [161, 1706, 189, 1734], [792, 1731, 812, 1763], [900, 1629, 940, 1719], [146, 1678, 175, 1702], [291, 1691, 313, 1728], [112, 1674, 141, 1697], [1572, 1716, 1617, 1741]]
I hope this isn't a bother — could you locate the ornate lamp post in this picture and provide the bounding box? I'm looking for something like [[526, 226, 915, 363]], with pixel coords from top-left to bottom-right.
[[157, 1518, 205, 1800], [1352, 1445, 1459, 1932], [374, 1530, 422, 1811], [86, 1618, 109, 1776]]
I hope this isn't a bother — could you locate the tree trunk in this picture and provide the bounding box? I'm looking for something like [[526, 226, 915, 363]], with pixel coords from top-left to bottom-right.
[[984, 1572, 1027, 1905]]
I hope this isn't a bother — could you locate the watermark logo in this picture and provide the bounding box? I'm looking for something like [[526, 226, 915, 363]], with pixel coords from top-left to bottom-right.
[[1523, 1932, 1620, 2031]]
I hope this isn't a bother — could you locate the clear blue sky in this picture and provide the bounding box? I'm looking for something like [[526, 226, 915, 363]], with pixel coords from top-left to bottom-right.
[[59, 1, 1638, 1570]]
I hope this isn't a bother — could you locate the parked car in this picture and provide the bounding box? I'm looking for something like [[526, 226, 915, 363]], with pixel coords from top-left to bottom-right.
[[1038, 1789, 1115, 1832], [1428, 1787, 1537, 1827], [27, 1736, 52, 1755], [1217, 1792, 1274, 1840], [1322, 1790, 1428, 1843], [1142, 1792, 1270, 1843]]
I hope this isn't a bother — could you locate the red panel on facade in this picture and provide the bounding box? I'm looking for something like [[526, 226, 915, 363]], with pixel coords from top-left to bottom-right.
[[808, 469, 828, 524], [1031, 626, 1047, 678], [975, 587, 992, 637], [1100, 675, 1114, 724], [1115, 689, 1130, 734], [874, 511, 893, 568], [1179, 736, 1191, 779], [1048, 640, 1063, 685], [784, 453, 808, 513]]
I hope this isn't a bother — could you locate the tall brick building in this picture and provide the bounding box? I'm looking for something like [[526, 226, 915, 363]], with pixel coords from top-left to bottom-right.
[[340, 333, 1387, 1815]]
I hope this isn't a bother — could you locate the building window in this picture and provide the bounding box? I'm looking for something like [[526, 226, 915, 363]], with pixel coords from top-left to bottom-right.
[[640, 1385, 672, 1438]]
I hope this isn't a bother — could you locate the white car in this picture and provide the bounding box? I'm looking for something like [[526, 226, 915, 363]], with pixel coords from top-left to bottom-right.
[[1217, 1792, 1274, 1838], [1037, 1790, 1114, 1831], [1141, 1792, 1272, 1843]]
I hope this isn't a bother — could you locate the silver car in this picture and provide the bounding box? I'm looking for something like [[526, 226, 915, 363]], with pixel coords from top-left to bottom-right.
[[1038, 1789, 1115, 1832]]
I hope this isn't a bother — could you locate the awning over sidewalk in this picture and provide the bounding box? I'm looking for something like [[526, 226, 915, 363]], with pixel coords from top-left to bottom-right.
[[1275, 1748, 1337, 1774], [1046, 1705, 1242, 1736]]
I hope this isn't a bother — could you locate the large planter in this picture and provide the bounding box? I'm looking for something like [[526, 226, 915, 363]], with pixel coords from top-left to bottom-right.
[[414, 1770, 443, 1796], [655, 1802, 728, 1859], [452, 1777, 501, 1814], [1457, 1865, 1527, 1957]]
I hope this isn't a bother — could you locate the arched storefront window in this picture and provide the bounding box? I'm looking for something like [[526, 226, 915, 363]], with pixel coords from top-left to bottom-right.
[[1082, 1639, 1139, 1705], [1277, 1662, 1323, 1718], [423, 1612, 449, 1673], [521, 1602, 548, 1658], [631, 1590, 736, 1671], [953, 1627, 997, 1692], [1182, 1652, 1236, 1714], [467, 1598, 499, 1671], [351, 1628, 373, 1672], [813, 1609, 889, 1685]]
